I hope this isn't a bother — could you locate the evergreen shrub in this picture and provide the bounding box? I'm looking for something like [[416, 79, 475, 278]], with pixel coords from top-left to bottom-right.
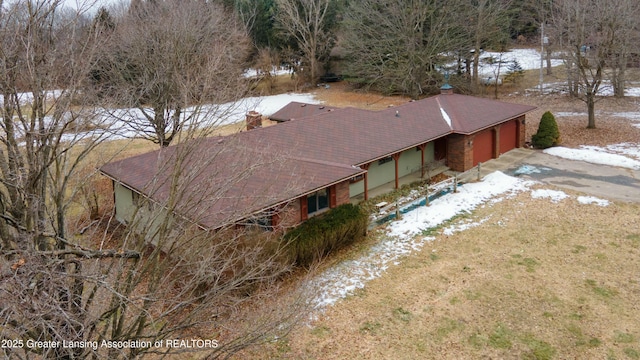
[[531, 111, 560, 149], [283, 203, 369, 266]]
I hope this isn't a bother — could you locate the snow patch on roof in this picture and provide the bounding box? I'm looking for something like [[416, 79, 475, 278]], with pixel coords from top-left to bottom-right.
[[436, 98, 452, 128]]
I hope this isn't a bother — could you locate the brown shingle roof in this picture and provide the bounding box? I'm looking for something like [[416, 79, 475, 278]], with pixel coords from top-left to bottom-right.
[[100, 136, 364, 229], [101, 94, 535, 228], [269, 101, 339, 122], [430, 94, 536, 134]]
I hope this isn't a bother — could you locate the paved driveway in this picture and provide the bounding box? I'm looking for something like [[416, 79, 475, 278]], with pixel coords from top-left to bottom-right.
[[504, 151, 640, 203]]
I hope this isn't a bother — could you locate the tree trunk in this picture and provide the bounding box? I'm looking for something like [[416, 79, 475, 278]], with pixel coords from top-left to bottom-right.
[[612, 56, 627, 98], [586, 92, 596, 129], [545, 46, 553, 75]]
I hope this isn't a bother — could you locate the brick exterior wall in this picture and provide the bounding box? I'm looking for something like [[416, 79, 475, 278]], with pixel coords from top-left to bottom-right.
[[275, 179, 351, 228], [334, 181, 350, 206], [278, 199, 302, 229], [516, 115, 526, 147], [446, 134, 474, 172], [446, 116, 527, 172]]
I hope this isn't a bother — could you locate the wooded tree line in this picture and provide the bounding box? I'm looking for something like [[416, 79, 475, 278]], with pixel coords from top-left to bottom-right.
[[226, 0, 639, 126], [1, 0, 639, 358]]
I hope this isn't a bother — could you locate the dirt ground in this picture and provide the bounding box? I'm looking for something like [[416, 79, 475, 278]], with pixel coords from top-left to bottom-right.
[[242, 81, 640, 359]]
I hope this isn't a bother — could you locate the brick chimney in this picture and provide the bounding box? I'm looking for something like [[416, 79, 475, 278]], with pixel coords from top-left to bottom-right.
[[246, 111, 262, 130]]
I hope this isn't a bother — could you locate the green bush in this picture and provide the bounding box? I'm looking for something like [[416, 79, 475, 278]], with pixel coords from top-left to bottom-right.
[[283, 203, 369, 266], [531, 111, 560, 149]]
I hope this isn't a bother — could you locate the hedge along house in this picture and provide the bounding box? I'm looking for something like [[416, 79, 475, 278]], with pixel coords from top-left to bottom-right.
[[100, 86, 535, 231]]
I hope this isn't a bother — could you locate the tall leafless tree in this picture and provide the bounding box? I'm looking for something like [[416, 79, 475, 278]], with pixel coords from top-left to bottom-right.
[[1, 2, 311, 359], [0, 0, 110, 251], [551, 0, 638, 128], [101, 0, 252, 147], [340, 0, 463, 98], [460, 0, 513, 87], [605, 0, 640, 98], [274, 0, 336, 85]]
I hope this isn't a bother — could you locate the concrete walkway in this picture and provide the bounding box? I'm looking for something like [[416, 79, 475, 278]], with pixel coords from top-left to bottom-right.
[[461, 147, 640, 203], [508, 151, 640, 203], [450, 148, 640, 203], [353, 147, 640, 204], [476, 148, 536, 178]]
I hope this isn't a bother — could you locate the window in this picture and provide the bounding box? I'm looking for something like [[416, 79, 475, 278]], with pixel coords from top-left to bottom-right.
[[247, 216, 273, 230], [378, 156, 393, 165], [350, 174, 364, 183], [307, 188, 329, 215]]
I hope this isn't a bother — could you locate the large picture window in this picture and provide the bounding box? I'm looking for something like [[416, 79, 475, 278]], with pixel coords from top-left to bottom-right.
[[307, 188, 329, 215]]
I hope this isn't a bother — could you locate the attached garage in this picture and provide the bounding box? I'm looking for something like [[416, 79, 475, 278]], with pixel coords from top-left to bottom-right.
[[499, 120, 517, 155], [473, 129, 494, 166]]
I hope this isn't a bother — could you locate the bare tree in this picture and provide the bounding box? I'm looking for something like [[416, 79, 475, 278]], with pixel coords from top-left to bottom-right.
[[459, 0, 513, 87], [102, 0, 251, 147], [0, 0, 110, 251], [551, 0, 637, 128], [0, 2, 311, 359], [274, 0, 337, 85], [340, 0, 464, 98], [606, 0, 640, 98]]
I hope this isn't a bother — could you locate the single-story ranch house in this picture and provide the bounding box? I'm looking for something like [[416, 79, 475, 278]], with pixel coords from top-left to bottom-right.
[[100, 86, 536, 231]]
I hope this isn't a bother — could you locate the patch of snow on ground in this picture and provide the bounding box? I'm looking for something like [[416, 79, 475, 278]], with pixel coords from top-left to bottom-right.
[[242, 66, 292, 79], [73, 93, 321, 141], [593, 81, 640, 97], [523, 82, 640, 97], [544, 146, 640, 170], [388, 172, 534, 240], [442, 217, 490, 236], [307, 170, 622, 313], [531, 189, 569, 203], [306, 171, 534, 311], [308, 234, 434, 310], [555, 111, 587, 117], [513, 164, 551, 175], [478, 49, 564, 77], [605, 143, 640, 160], [577, 196, 610, 207], [611, 112, 640, 122]]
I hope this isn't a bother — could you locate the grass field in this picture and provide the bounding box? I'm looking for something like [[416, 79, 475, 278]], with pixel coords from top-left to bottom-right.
[[265, 190, 640, 359]]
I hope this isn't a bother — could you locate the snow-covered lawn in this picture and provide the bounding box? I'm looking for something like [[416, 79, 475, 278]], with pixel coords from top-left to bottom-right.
[[308, 140, 640, 313], [98, 93, 321, 140], [306, 169, 618, 312], [477, 48, 564, 78]]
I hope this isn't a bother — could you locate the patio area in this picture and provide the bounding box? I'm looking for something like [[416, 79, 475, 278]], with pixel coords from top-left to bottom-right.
[[350, 164, 449, 204]]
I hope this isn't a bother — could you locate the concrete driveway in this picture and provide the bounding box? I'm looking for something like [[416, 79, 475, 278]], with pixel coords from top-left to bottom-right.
[[478, 148, 640, 203]]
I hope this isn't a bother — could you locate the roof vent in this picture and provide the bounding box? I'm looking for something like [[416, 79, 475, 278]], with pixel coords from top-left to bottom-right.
[[440, 72, 454, 95], [395, 111, 400, 117]]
